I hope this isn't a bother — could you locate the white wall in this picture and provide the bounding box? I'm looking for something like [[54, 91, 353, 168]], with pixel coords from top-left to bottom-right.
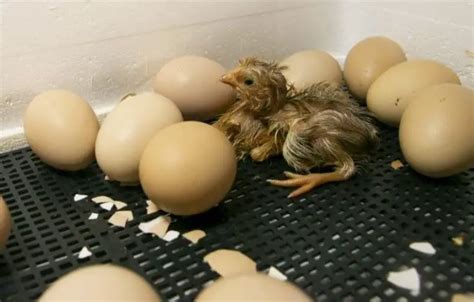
[[1, 0, 473, 152]]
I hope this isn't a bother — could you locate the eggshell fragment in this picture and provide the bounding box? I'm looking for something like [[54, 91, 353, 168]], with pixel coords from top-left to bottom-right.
[[88, 213, 98, 220], [162, 230, 180, 242], [387, 267, 420, 294], [138, 216, 171, 238], [204, 249, 257, 277], [391, 160, 404, 170], [196, 273, 312, 302], [96, 92, 183, 183], [367, 59, 461, 126], [146, 200, 159, 214], [78, 246, 92, 259], [409, 242, 436, 255], [399, 84, 474, 177], [39, 264, 161, 301], [74, 194, 88, 202], [100, 202, 115, 211], [281, 50, 342, 90], [268, 266, 288, 281], [183, 230, 206, 244], [139, 122, 237, 216], [108, 211, 133, 227], [0, 197, 12, 249], [154, 56, 235, 120], [344, 36, 406, 101], [113, 201, 127, 210], [92, 196, 114, 204], [23, 90, 99, 171]]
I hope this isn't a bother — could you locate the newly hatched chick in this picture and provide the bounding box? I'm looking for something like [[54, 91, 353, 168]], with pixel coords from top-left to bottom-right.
[[214, 58, 379, 198]]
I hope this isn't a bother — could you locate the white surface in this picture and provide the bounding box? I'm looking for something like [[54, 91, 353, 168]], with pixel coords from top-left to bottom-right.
[[88, 212, 99, 220], [1, 1, 473, 151]]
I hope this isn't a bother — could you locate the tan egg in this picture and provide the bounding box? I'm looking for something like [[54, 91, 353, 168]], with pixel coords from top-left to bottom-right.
[[344, 36, 406, 102], [196, 273, 313, 302], [0, 196, 12, 249], [281, 50, 342, 90], [95, 92, 182, 183], [139, 121, 236, 216], [23, 90, 99, 171], [367, 59, 461, 126], [39, 264, 161, 301], [153, 56, 235, 121], [400, 84, 474, 178]]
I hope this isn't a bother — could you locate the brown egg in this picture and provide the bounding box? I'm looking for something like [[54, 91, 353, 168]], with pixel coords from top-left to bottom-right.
[[367, 59, 461, 126], [196, 273, 313, 302], [139, 121, 236, 216], [0, 196, 11, 249], [344, 36, 406, 102], [400, 84, 474, 177], [39, 264, 161, 301], [95, 92, 183, 183], [23, 90, 99, 171], [153, 56, 235, 121], [281, 50, 342, 90]]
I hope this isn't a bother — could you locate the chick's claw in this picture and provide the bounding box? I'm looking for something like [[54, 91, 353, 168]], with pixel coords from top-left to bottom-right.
[[267, 171, 348, 198]]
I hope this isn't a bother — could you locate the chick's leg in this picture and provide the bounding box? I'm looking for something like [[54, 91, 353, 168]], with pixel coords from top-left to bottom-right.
[[268, 153, 356, 198], [267, 170, 349, 198]]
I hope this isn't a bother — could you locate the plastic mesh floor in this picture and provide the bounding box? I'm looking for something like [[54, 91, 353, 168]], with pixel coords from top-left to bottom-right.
[[0, 124, 473, 302]]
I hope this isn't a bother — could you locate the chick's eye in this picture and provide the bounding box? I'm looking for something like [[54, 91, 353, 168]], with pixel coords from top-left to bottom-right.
[[244, 78, 254, 86]]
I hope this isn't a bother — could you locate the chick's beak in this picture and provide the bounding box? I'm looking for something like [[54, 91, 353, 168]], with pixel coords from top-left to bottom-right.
[[220, 74, 235, 87]]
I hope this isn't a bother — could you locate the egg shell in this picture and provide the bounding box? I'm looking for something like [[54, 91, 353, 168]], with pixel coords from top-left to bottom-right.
[[196, 273, 313, 302], [367, 59, 461, 126], [344, 36, 406, 102], [399, 83, 474, 178], [95, 92, 182, 183], [0, 196, 12, 249], [39, 264, 161, 301], [23, 90, 99, 171], [139, 121, 237, 216], [281, 50, 342, 90], [153, 56, 235, 121]]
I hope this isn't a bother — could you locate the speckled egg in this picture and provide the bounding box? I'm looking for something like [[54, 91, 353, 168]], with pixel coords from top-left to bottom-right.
[[399, 83, 473, 177], [367, 59, 461, 126]]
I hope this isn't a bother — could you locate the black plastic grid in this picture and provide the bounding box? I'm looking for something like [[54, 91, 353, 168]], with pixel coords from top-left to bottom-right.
[[0, 124, 473, 302]]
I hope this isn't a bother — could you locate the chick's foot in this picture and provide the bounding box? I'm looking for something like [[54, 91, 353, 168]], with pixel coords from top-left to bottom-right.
[[267, 170, 348, 198]]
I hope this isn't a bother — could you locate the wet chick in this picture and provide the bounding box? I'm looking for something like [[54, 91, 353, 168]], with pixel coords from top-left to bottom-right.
[[214, 58, 379, 198]]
